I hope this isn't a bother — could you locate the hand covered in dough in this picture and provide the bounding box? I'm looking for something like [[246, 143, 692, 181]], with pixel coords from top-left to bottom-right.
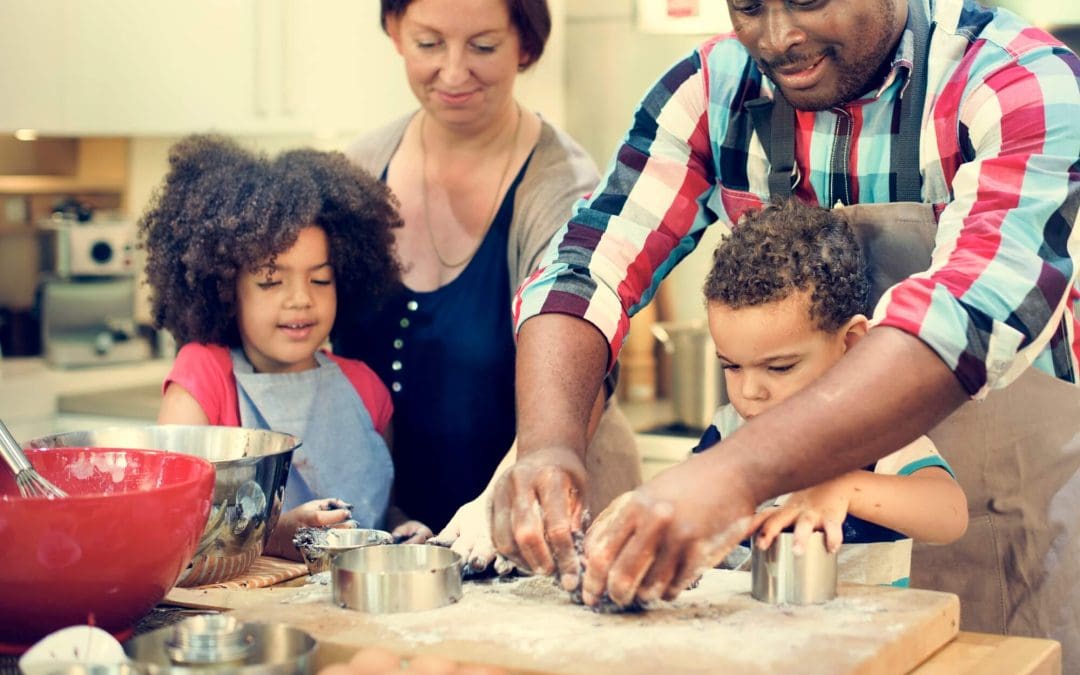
[[581, 453, 756, 608], [491, 447, 588, 591], [265, 498, 353, 560]]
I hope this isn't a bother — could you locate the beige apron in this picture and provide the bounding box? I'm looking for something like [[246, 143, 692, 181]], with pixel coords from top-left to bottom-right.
[[839, 202, 1080, 669]]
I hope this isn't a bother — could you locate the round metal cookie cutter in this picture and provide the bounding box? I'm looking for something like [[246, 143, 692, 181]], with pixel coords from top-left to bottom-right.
[[751, 531, 838, 605], [332, 544, 463, 613]]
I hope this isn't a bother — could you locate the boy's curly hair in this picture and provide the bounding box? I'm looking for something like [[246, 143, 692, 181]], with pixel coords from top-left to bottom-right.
[[139, 134, 403, 347], [703, 199, 869, 332]]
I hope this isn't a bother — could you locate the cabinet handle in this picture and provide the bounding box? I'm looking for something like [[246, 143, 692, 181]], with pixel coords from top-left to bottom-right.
[[253, 0, 275, 118], [280, 0, 296, 116]]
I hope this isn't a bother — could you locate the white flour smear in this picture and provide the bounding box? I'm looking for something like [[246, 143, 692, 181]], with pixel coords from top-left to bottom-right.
[[356, 570, 911, 669], [267, 570, 948, 674]]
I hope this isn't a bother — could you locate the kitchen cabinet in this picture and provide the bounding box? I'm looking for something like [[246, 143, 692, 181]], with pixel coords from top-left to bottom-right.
[[0, 0, 414, 137], [0, 2, 68, 133]]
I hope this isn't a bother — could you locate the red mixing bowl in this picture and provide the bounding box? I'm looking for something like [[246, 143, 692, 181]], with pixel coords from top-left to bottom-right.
[[0, 447, 214, 652]]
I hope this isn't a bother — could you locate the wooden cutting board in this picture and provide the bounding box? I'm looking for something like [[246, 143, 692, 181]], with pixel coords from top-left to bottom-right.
[[166, 570, 958, 674]]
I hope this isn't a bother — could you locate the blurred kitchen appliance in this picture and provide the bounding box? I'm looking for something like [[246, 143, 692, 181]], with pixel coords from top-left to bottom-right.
[[38, 216, 137, 278], [40, 277, 151, 368], [37, 211, 150, 367], [652, 320, 728, 431]]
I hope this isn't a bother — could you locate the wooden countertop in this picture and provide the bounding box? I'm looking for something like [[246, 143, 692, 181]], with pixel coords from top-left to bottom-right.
[[913, 632, 1060, 675], [313, 631, 1062, 674], [165, 572, 1060, 675]]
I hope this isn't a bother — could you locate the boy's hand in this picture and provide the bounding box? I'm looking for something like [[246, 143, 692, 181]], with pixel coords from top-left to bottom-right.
[[391, 520, 433, 544], [752, 473, 858, 554], [264, 498, 353, 560]]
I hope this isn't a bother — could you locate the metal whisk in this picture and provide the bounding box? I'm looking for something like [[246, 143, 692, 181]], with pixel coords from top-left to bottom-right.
[[0, 418, 67, 498]]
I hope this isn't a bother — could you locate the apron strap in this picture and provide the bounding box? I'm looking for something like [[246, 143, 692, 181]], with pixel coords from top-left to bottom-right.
[[747, 0, 931, 203], [894, 0, 929, 203], [746, 92, 797, 200]]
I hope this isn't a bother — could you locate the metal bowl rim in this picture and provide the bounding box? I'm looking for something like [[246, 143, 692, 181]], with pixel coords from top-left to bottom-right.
[[332, 543, 462, 576], [24, 424, 300, 462]]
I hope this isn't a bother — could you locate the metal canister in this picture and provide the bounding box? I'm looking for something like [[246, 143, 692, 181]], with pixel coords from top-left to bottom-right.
[[124, 615, 316, 674], [751, 531, 838, 605], [652, 321, 729, 430]]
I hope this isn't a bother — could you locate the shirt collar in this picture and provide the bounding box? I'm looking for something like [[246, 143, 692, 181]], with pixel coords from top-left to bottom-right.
[[878, 8, 919, 99]]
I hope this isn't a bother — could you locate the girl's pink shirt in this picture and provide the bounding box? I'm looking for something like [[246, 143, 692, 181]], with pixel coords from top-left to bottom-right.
[[162, 342, 393, 433]]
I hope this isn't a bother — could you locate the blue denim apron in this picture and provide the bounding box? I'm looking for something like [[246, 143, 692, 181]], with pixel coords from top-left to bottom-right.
[[231, 349, 393, 528]]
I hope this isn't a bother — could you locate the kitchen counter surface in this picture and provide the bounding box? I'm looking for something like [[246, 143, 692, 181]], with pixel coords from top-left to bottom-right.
[[55, 382, 161, 420], [0, 356, 170, 440], [163, 572, 1061, 675]]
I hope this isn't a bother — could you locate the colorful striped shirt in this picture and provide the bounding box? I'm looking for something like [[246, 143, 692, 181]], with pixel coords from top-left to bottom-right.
[[514, 0, 1080, 398]]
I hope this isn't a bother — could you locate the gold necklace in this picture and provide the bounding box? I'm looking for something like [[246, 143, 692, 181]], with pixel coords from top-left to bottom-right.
[[419, 104, 523, 269]]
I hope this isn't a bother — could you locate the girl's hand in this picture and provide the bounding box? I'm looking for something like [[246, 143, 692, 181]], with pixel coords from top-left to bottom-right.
[[751, 473, 858, 554], [391, 520, 433, 544], [265, 498, 354, 560]]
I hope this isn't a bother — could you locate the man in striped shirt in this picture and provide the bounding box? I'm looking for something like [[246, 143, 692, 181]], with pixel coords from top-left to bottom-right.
[[491, 0, 1080, 661]]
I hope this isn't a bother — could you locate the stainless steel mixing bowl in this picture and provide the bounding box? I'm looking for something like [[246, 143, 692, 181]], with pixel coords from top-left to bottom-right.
[[26, 424, 298, 587]]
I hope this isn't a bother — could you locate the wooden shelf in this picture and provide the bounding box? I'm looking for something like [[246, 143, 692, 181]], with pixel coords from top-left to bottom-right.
[[0, 176, 125, 194], [0, 138, 127, 197]]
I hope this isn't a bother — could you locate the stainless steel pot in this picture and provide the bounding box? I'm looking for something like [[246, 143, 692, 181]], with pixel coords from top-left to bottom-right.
[[25, 425, 298, 587], [652, 320, 728, 430]]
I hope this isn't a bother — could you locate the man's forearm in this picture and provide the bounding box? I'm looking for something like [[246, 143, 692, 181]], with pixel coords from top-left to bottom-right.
[[713, 326, 970, 505], [516, 314, 610, 460]]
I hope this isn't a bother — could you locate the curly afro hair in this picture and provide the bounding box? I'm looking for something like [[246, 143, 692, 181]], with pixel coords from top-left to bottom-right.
[[703, 198, 869, 333], [139, 134, 402, 347]]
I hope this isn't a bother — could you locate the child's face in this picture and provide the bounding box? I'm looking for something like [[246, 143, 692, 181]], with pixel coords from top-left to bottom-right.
[[706, 289, 866, 420], [236, 225, 336, 373]]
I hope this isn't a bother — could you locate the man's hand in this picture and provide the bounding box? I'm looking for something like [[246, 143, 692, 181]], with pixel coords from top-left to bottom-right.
[[491, 446, 588, 590], [580, 454, 756, 608], [752, 472, 859, 554]]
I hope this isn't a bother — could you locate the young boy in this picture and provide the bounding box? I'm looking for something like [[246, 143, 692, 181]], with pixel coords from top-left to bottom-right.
[[697, 199, 968, 586]]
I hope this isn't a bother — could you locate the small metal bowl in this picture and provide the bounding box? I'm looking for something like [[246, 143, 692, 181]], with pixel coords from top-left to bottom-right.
[[751, 531, 838, 605], [124, 614, 316, 674], [294, 527, 393, 575], [332, 544, 462, 614]]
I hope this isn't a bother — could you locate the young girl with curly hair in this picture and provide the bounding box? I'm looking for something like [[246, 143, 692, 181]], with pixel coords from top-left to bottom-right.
[[140, 134, 412, 560]]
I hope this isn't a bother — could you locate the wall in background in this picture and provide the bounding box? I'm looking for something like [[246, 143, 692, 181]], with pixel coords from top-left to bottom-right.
[[563, 1, 726, 326]]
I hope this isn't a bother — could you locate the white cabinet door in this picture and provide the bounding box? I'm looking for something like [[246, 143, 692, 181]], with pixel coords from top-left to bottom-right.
[[0, 0, 415, 137], [60, 0, 260, 135], [0, 1, 69, 133], [281, 0, 414, 137]]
